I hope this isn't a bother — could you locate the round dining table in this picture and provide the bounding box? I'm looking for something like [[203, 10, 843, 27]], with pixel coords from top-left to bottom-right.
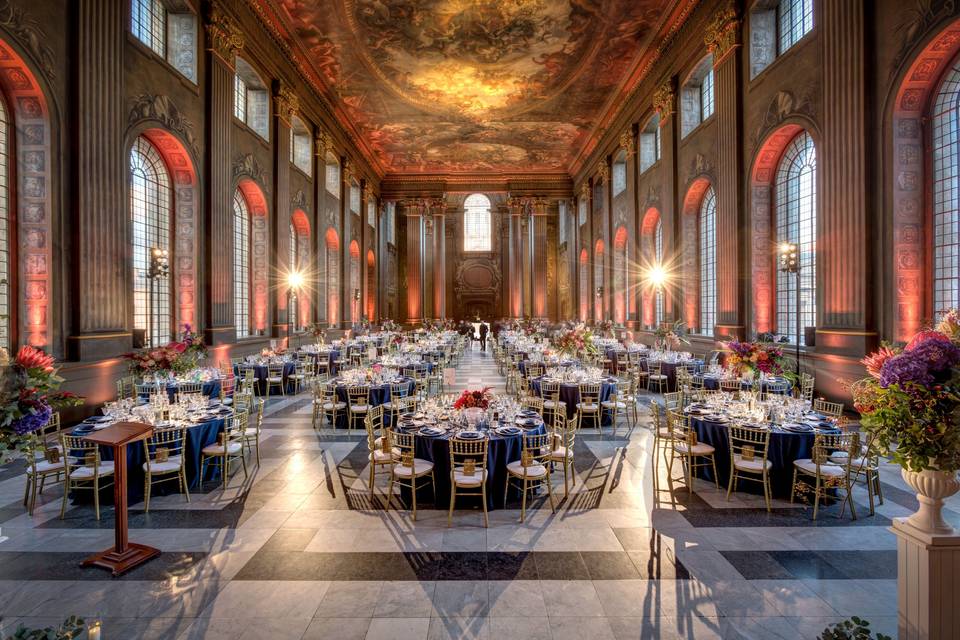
[[640, 358, 703, 392], [529, 377, 617, 426], [138, 379, 222, 403], [685, 411, 837, 498], [70, 406, 232, 504], [236, 361, 296, 395], [331, 377, 416, 428], [404, 421, 548, 510]]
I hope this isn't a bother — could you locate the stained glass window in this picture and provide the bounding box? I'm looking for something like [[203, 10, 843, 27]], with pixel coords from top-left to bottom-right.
[[779, 0, 814, 54], [775, 131, 817, 345], [699, 186, 717, 335], [233, 190, 250, 339], [130, 136, 171, 347], [464, 193, 491, 252], [0, 100, 9, 352], [932, 62, 960, 314]]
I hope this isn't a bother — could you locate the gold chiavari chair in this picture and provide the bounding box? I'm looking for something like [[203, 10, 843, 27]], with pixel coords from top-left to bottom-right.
[[575, 382, 602, 431], [266, 364, 286, 396], [23, 412, 65, 516], [663, 391, 683, 412], [238, 367, 257, 395], [174, 381, 204, 402], [764, 380, 791, 396], [386, 428, 436, 520], [364, 405, 396, 500], [201, 412, 248, 490], [621, 374, 642, 426], [719, 378, 742, 394], [505, 432, 556, 523], [135, 382, 162, 401], [727, 425, 773, 512], [650, 402, 673, 466], [506, 364, 522, 398], [116, 376, 136, 400], [315, 354, 331, 380], [219, 369, 236, 404], [675, 367, 693, 393], [448, 436, 490, 528], [289, 361, 311, 395], [313, 382, 345, 429], [242, 398, 265, 465], [539, 380, 566, 431], [526, 363, 545, 380], [846, 438, 884, 516], [546, 417, 577, 498], [346, 385, 372, 433], [631, 354, 649, 388], [233, 390, 255, 416], [600, 379, 629, 437], [383, 381, 414, 427], [60, 433, 115, 520], [428, 360, 445, 397], [647, 361, 668, 393], [791, 432, 859, 521], [667, 410, 719, 495], [521, 395, 544, 415], [799, 373, 815, 401], [813, 398, 844, 421], [143, 426, 189, 512]]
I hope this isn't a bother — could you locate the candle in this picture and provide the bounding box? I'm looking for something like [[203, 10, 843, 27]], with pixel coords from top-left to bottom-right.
[[87, 621, 102, 640]]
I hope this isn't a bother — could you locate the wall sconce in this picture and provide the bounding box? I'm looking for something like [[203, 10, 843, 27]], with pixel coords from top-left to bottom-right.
[[778, 242, 799, 273], [148, 247, 169, 279], [596, 286, 603, 299], [354, 289, 361, 301]]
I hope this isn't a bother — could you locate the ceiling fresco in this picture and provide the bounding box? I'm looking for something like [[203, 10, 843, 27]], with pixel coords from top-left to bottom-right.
[[259, 0, 697, 175]]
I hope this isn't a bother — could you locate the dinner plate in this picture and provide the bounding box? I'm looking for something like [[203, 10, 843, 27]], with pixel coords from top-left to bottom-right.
[[457, 430, 484, 440], [703, 414, 728, 422], [419, 427, 444, 437], [782, 423, 813, 432], [496, 426, 522, 436]]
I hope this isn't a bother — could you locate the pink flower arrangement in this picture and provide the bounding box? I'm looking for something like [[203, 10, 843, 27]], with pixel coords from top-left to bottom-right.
[[724, 340, 786, 377], [553, 323, 600, 357], [453, 387, 493, 410]]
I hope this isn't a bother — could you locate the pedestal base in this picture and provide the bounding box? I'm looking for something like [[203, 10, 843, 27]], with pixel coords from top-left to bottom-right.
[[81, 542, 160, 577], [892, 518, 960, 640]]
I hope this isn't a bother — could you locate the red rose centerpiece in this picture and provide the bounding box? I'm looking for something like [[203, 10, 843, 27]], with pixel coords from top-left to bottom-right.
[[453, 387, 493, 411]]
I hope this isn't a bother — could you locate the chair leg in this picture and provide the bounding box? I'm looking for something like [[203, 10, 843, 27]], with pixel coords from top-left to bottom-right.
[[94, 478, 101, 521], [386, 473, 394, 511], [710, 455, 719, 490], [221, 454, 228, 490], [520, 478, 528, 523], [448, 483, 455, 527], [790, 468, 797, 503], [812, 476, 821, 521], [546, 473, 555, 513], [481, 484, 488, 528], [763, 473, 771, 513], [22, 473, 30, 507], [411, 476, 418, 521], [182, 469, 191, 502], [726, 467, 735, 501], [846, 480, 858, 521], [144, 474, 152, 513], [60, 477, 68, 519], [28, 476, 39, 516]]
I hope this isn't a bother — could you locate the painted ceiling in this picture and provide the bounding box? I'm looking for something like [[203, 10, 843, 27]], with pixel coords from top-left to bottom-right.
[[255, 0, 697, 176]]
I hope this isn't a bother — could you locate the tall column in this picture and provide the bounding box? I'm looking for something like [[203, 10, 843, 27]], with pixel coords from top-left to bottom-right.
[[204, 2, 244, 346], [521, 201, 533, 317], [819, 0, 874, 356], [360, 183, 369, 320], [341, 162, 354, 328], [597, 160, 612, 322], [272, 83, 297, 341], [403, 200, 423, 324], [705, 2, 743, 341], [432, 200, 446, 319], [507, 198, 525, 318], [70, 0, 128, 359], [532, 199, 548, 318], [652, 80, 678, 323], [579, 182, 593, 323], [620, 131, 638, 327]]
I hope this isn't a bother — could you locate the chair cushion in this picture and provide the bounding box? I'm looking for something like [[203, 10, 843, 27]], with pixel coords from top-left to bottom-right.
[[547, 446, 573, 461], [350, 404, 370, 413], [733, 455, 772, 473], [673, 442, 715, 456], [793, 458, 846, 476], [392, 458, 434, 477], [29, 459, 64, 474], [202, 442, 242, 455], [69, 461, 115, 479], [144, 456, 183, 474], [369, 448, 399, 463], [267, 377, 284, 383], [453, 468, 487, 487], [506, 460, 548, 478], [602, 401, 627, 409], [577, 403, 599, 411], [543, 400, 565, 409], [321, 401, 346, 410]]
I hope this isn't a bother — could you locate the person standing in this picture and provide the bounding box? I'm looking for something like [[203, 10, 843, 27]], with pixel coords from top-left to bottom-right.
[[479, 321, 489, 351]]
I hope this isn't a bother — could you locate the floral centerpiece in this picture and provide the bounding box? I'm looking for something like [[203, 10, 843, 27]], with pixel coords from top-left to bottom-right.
[[850, 310, 960, 533], [553, 323, 600, 359], [380, 319, 400, 332], [453, 387, 493, 411], [0, 346, 83, 461], [653, 319, 690, 351], [724, 339, 787, 379], [595, 319, 621, 338], [124, 324, 207, 378]]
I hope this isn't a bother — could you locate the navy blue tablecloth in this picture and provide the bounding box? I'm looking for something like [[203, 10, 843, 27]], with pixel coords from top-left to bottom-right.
[[236, 361, 296, 395], [406, 422, 547, 510], [530, 378, 616, 426], [687, 414, 835, 498], [71, 413, 227, 505], [332, 378, 416, 428], [299, 349, 342, 376], [640, 359, 703, 392], [138, 379, 222, 403]]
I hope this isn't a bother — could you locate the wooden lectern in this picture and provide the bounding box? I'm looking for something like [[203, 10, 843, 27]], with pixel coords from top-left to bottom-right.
[[80, 421, 159, 576]]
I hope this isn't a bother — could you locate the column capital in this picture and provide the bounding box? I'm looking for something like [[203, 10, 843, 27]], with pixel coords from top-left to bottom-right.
[[595, 159, 610, 184], [619, 130, 636, 157], [652, 81, 675, 122], [315, 130, 335, 157], [205, 1, 244, 68], [363, 183, 376, 203], [704, 0, 741, 67], [274, 84, 299, 124], [579, 182, 590, 201], [342, 160, 355, 184]]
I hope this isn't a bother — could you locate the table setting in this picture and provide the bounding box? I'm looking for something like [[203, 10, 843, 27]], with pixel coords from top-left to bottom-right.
[[530, 366, 617, 424], [235, 352, 297, 394], [135, 367, 223, 401]]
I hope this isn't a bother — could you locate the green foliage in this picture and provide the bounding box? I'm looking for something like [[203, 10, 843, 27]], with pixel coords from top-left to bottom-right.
[[817, 617, 891, 640], [1, 616, 86, 640]]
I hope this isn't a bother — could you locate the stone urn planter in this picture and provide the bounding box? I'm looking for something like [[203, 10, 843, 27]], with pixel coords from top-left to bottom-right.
[[900, 465, 960, 534]]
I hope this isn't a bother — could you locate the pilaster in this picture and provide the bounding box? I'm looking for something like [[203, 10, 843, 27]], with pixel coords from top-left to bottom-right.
[[272, 82, 296, 339]]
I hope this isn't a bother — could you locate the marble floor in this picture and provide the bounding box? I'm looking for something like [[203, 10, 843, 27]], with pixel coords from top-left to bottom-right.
[[0, 345, 938, 639]]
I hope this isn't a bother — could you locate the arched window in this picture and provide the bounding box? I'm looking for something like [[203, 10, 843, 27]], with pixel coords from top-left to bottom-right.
[[932, 63, 960, 313], [289, 223, 299, 330], [233, 190, 250, 339], [639, 115, 661, 173], [775, 131, 817, 344], [130, 136, 172, 347], [699, 186, 717, 335], [130, 0, 197, 82], [655, 219, 664, 326], [464, 193, 491, 252], [0, 99, 10, 352]]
